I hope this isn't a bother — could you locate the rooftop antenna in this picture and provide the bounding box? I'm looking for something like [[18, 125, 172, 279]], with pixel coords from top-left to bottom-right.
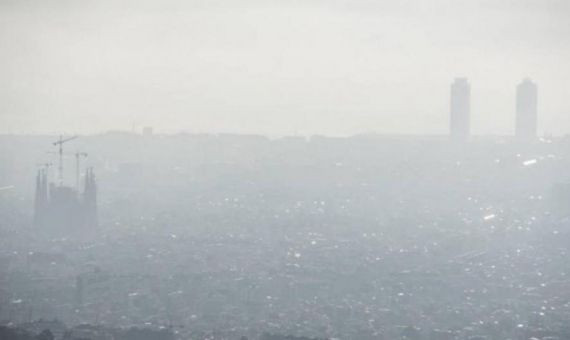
[[75, 152, 88, 191], [52, 135, 78, 186]]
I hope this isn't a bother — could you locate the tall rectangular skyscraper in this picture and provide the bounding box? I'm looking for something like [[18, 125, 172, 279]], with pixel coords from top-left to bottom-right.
[[515, 78, 538, 140], [450, 78, 471, 141]]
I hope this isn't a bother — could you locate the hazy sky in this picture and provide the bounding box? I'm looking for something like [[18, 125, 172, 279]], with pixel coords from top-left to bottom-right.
[[1, 0, 569, 136]]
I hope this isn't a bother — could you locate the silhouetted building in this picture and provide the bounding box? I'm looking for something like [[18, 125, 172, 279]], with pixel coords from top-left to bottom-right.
[[33, 168, 49, 227], [515, 78, 538, 140], [83, 167, 98, 228], [33, 167, 98, 232], [450, 78, 471, 141]]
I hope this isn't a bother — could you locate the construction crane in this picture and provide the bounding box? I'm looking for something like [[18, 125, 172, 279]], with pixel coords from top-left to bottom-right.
[[75, 152, 88, 191], [52, 135, 78, 185]]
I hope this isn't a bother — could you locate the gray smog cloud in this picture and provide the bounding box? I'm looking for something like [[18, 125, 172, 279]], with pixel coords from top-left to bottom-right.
[[1, 0, 569, 136]]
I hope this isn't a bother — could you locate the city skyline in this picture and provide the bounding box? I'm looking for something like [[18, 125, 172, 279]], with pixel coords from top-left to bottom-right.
[[2, 2, 570, 339], [0, 77, 556, 138], [1, 0, 570, 136], [2, 77, 551, 139]]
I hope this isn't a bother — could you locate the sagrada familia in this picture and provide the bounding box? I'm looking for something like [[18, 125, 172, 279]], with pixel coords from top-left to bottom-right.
[[34, 167, 98, 231]]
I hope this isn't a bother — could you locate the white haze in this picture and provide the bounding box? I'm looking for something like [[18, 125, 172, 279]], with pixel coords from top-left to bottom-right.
[[1, 0, 570, 136]]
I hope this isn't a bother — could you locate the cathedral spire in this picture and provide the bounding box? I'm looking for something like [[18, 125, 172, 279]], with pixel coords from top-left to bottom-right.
[[83, 167, 98, 228]]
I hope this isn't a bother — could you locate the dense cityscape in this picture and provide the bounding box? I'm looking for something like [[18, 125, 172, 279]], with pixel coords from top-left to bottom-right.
[[1, 127, 570, 339], [2, 1, 570, 339]]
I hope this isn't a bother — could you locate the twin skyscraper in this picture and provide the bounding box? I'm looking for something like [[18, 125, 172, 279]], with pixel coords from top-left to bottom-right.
[[449, 78, 538, 141]]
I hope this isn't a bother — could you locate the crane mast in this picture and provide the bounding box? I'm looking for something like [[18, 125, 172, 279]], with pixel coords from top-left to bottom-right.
[[52, 135, 78, 186]]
